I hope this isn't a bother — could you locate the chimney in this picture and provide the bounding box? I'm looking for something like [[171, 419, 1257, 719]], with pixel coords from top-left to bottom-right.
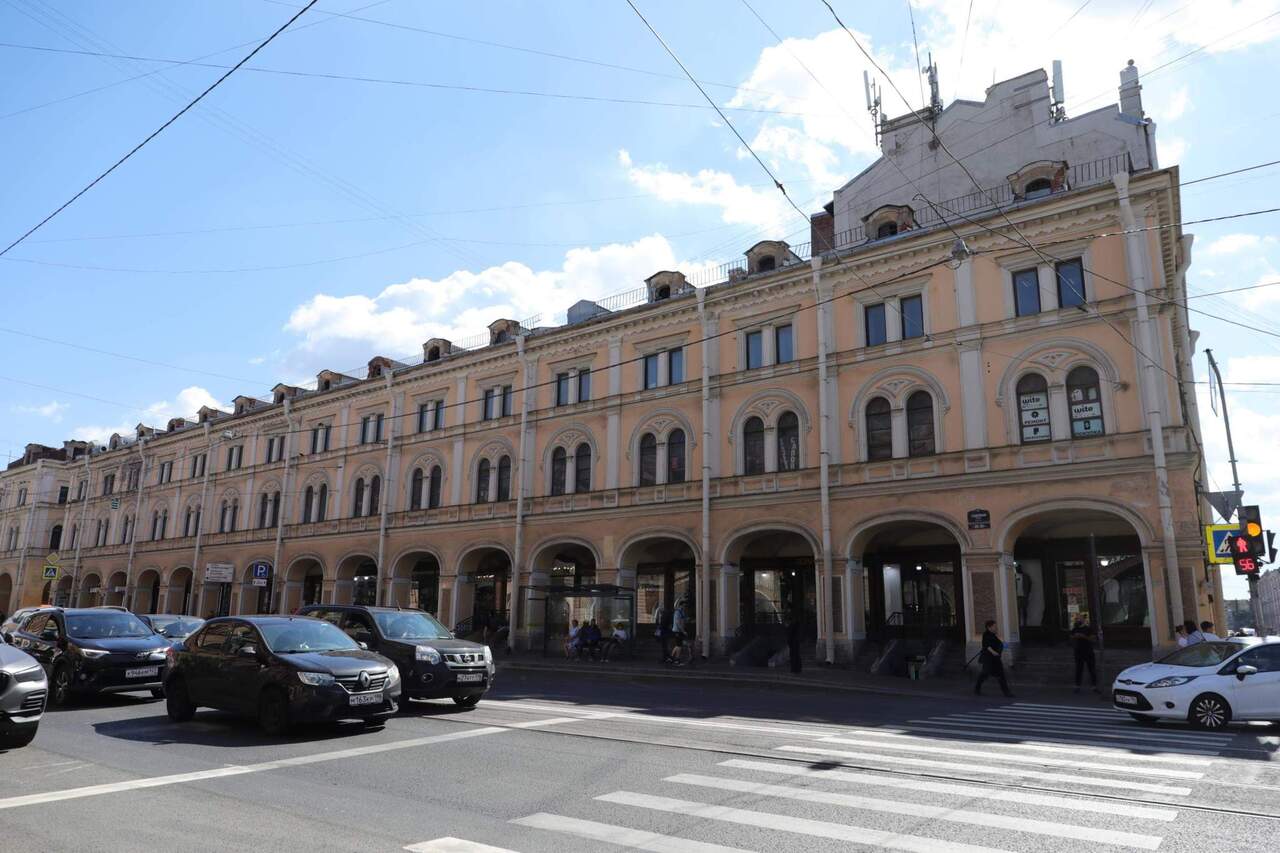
[[1119, 59, 1143, 120], [810, 202, 835, 254]]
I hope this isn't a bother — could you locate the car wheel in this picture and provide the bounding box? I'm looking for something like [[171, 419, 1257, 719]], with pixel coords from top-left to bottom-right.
[[0, 726, 37, 750], [1129, 713, 1157, 725], [165, 678, 196, 722], [452, 695, 481, 709], [1189, 694, 1231, 730], [50, 665, 73, 707], [258, 689, 291, 736]]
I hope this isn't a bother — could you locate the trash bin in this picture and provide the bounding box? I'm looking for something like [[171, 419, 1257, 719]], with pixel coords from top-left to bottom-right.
[[906, 656, 926, 680]]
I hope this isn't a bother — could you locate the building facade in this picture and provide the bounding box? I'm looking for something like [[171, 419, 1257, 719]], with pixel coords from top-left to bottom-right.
[[0, 62, 1221, 662]]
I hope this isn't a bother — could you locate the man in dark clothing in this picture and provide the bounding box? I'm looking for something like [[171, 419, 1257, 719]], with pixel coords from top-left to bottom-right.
[[787, 614, 802, 674], [974, 619, 1013, 697], [582, 619, 603, 660], [1070, 619, 1099, 693]]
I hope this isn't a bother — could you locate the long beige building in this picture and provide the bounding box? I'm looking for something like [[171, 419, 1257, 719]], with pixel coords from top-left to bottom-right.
[[0, 62, 1222, 664]]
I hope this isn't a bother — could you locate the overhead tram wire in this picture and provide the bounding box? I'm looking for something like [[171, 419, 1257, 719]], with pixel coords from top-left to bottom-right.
[[0, 0, 320, 258]]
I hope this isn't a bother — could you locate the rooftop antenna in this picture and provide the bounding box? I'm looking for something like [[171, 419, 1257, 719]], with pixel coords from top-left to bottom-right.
[[863, 69, 882, 146], [1050, 59, 1067, 123], [924, 52, 942, 116]]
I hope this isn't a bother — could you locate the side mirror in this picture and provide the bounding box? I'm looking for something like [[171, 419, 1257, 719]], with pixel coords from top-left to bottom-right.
[[357, 641, 369, 651], [1236, 664, 1258, 680], [239, 644, 260, 659]]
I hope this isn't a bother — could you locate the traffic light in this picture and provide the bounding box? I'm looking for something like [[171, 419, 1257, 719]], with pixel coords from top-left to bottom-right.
[[1230, 505, 1265, 575]]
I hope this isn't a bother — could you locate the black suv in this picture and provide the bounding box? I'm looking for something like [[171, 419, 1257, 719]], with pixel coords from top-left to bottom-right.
[[12, 608, 169, 705], [298, 605, 493, 708]]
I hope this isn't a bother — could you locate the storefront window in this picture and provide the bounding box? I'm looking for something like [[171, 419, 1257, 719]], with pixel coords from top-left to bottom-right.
[[1017, 373, 1051, 443], [1067, 366, 1104, 437]]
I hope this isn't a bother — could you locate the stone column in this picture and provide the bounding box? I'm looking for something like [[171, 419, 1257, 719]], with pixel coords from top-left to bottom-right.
[[763, 426, 778, 472], [1037, 264, 1060, 312], [1048, 382, 1071, 441], [656, 440, 669, 485], [962, 551, 1019, 664], [564, 450, 577, 495], [890, 405, 908, 458], [719, 563, 740, 656], [487, 463, 499, 503], [957, 340, 987, 449], [846, 557, 866, 640]]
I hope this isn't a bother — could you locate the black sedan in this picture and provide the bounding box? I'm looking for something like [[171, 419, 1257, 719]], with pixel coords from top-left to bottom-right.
[[164, 616, 400, 735], [141, 614, 205, 644], [298, 605, 492, 708], [12, 609, 169, 705]]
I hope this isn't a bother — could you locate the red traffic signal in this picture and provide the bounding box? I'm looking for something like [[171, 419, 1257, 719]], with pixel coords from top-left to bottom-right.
[[1232, 505, 1265, 575]]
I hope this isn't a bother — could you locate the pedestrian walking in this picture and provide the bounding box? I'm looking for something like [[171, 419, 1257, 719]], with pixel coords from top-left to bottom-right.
[[653, 602, 666, 663], [787, 611, 802, 674], [1174, 622, 1190, 647], [1070, 618, 1099, 693], [974, 619, 1013, 697]]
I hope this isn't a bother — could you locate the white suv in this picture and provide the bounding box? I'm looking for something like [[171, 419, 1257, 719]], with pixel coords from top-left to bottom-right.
[[1113, 637, 1280, 729]]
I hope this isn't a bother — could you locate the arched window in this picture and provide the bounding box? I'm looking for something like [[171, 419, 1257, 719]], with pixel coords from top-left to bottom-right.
[[1017, 373, 1052, 443], [876, 221, 899, 239], [777, 412, 800, 471], [476, 459, 491, 503], [743, 416, 765, 475], [410, 468, 424, 510], [1025, 177, 1053, 199], [906, 391, 936, 457], [269, 492, 279, 527], [428, 466, 442, 508], [427, 346, 440, 362], [655, 285, 671, 300], [368, 476, 381, 517], [667, 429, 686, 484], [757, 255, 777, 272], [866, 397, 893, 460], [574, 443, 592, 492], [638, 433, 657, 486], [496, 455, 512, 501], [302, 487, 314, 523], [316, 484, 328, 521], [219, 500, 230, 533], [259, 493, 271, 528], [352, 478, 365, 517], [1066, 366, 1104, 438], [49, 524, 62, 551], [550, 447, 567, 496]]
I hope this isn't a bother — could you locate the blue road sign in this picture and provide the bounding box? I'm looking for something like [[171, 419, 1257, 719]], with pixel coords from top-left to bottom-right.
[[252, 561, 271, 580]]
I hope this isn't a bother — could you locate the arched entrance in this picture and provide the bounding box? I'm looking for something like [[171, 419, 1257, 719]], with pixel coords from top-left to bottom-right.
[[1005, 508, 1149, 647], [336, 554, 378, 606], [41, 581, 51, 605], [0, 572, 12, 614], [238, 563, 274, 614], [54, 574, 73, 607], [134, 569, 162, 614], [528, 541, 601, 650], [724, 528, 819, 645], [619, 536, 697, 650], [79, 572, 102, 607], [105, 571, 128, 607], [390, 551, 440, 614], [167, 567, 193, 614], [856, 521, 965, 642], [287, 557, 325, 611], [456, 546, 511, 636]]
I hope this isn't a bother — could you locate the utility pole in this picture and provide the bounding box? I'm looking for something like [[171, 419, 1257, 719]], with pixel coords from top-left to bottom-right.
[[1206, 349, 1262, 632]]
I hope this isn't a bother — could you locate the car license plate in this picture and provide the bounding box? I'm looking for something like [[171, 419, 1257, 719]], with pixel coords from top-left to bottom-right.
[[456, 673, 484, 683], [1115, 693, 1138, 705], [349, 692, 383, 706], [125, 666, 159, 679]]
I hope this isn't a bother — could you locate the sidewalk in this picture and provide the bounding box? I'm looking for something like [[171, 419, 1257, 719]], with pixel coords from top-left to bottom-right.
[[496, 651, 1116, 707]]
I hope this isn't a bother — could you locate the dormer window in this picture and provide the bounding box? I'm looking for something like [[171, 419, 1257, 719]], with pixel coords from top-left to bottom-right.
[[863, 205, 914, 242], [1007, 160, 1068, 201], [757, 255, 776, 272], [1025, 178, 1053, 199], [655, 285, 670, 300], [319, 379, 331, 392], [876, 222, 898, 239], [426, 346, 440, 362]]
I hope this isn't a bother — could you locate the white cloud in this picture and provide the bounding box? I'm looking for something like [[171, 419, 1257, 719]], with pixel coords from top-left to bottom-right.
[[12, 400, 69, 423], [1159, 136, 1188, 166], [1162, 86, 1190, 121], [617, 150, 793, 230], [69, 386, 226, 445], [1206, 233, 1266, 255]]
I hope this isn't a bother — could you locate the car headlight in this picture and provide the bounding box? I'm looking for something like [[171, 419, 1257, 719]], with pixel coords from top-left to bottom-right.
[[296, 671, 335, 687], [77, 647, 108, 659], [483, 645, 492, 663], [415, 645, 441, 664], [385, 665, 400, 686], [148, 649, 168, 661], [14, 665, 45, 683], [1146, 675, 1197, 689]]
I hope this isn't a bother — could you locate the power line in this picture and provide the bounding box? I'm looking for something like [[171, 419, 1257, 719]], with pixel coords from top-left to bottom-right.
[[0, 0, 319, 258], [1050, 1, 1094, 38]]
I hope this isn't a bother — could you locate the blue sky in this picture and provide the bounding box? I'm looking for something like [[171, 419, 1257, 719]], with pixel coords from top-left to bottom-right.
[[2, 0, 1278, 597]]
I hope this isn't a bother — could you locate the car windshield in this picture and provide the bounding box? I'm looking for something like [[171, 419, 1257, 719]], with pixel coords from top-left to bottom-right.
[[259, 619, 359, 654], [151, 616, 204, 638], [65, 612, 155, 639], [373, 611, 452, 640], [1158, 642, 1240, 667]]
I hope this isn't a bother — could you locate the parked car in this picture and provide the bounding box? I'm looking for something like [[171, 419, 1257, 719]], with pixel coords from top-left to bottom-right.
[[1, 605, 56, 643], [298, 605, 493, 709], [1113, 637, 1280, 729], [141, 614, 205, 644], [0, 642, 47, 749], [12, 609, 169, 706], [164, 616, 400, 735]]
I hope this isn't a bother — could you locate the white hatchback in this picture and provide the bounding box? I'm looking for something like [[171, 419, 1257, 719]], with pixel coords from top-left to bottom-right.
[[1112, 638, 1280, 729]]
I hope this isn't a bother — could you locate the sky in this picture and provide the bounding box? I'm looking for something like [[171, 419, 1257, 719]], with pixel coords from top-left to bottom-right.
[[2, 0, 1278, 598]]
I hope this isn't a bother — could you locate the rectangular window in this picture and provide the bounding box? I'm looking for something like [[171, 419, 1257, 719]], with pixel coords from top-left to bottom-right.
[[480, 389, 493, 421], [57, 485, 68, 504], [374, 413, 384, 442], [668, 348, 684, 384], [643, 354, 659, 390], [745, 330, 763, 369], [103, 475, 115, 496], [17, 487, 27, 505], [433, 400, 445, 430], [359, 415, 371, 444], [775, 325, 794, 364], [900, 295, 924, 340], [865, 303, 887, 347], [501, 385, 513, 417], [576, 369, 591, 403], [226, 445, 242, 471], [76, 481, 86, 501], [1056, 258, 1086, 309], [555, 372, 570, 406], [417, 403, 431, 433], [1013, 268, 1041, 316]]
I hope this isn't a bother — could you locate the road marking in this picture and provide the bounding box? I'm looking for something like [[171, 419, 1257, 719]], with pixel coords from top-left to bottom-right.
[[719, 759, 1179, 820], [484, 701, 835, 738], [864, 725, 1222, 758], [776, 745, 1193, 796], [513, 813, 753, 852], [1009, 702, 1135, 715], [970, 708, 1234, 738], [597, 790, 1014, 853], [912, 716, 1230, 746], [404, 839, 518, 853], [816, 735, 1203, 778], [667, 773, 1164, 850], [0, 717, 588, 811]]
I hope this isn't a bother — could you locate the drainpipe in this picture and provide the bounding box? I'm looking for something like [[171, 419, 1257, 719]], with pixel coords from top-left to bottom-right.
[[697, 291, 713, 660], [123, 437, 150, 611], [14, 464, 41, 607], [273, 399, 297, 613], [510, 333, 529, 653], [376, 372, 396, 606], [191, 424, 214, 617], [1114, 173, 1183, 635], [814, 257, 836, 665], [70, 451, 92, 606]]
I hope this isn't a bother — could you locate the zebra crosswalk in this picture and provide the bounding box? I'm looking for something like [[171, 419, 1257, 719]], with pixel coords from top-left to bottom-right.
[[404, 701, 1222, 852]]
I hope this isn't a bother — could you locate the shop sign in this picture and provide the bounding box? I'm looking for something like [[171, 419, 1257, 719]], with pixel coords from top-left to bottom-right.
[[967, 509, 991, 530]]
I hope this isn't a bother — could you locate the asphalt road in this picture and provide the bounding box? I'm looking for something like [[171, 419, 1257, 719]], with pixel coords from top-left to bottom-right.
[[2, 669, 1278, 852]]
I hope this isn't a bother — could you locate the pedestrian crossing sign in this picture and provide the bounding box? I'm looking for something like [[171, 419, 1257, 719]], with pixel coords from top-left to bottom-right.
[[1205, 524, 1240, 565]]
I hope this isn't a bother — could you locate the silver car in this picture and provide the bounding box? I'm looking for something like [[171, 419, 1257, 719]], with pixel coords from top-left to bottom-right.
[[0, 642, 47, 749]]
